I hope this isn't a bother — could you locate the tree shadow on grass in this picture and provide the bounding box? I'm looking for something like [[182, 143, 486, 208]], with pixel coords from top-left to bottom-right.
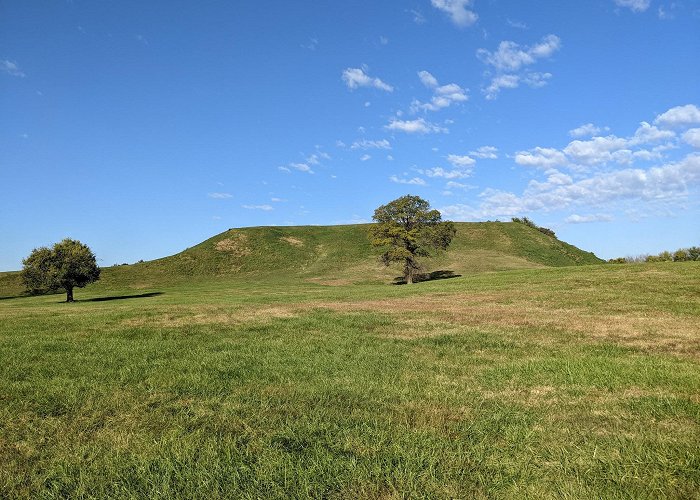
[[82, 292, 164, 302], [392, 270, 462, 285]]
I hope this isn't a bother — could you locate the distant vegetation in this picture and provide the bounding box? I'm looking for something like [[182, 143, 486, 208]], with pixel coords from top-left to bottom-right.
[[609, 246, 700, 264], [511, 216, 556, 238]]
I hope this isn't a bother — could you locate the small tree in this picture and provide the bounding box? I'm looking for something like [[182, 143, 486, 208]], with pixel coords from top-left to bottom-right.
[[21, 239, 100, 302], [369, 195, 456, 284]]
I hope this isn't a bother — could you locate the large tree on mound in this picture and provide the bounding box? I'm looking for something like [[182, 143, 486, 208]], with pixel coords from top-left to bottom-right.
[[22, 238, 100, 302], [369, 195, 456, 284]]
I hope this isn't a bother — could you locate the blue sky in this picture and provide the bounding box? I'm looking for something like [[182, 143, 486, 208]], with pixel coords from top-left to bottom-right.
[[1, 0, 699, 270]]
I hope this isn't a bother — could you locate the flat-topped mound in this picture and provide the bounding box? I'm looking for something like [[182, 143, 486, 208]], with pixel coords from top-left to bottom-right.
[[74, 222, 602, 291]]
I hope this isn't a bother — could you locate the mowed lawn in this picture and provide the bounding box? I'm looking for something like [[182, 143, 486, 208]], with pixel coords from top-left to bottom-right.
[[0, 263, 698, 498]]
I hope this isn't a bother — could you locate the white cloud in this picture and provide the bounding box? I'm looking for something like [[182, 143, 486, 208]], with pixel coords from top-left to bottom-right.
[[470, 146, 499, 159], [654, 104, 700, 128], [1, 60, 26, 77], [271, 197, 286, 202], [484, 74, 520, 100], [421, 167, 470, 179], [350, 139, 391, 150], [569, 123, 608, 138], [483, 71, 551, 99], [208, 192, 233, 199], [411, 74, 469, 112], [386, 118, 447, 134], [564, 136, 633, 166], [522, 72, 552, 88], [418, 70, 439, 88], [565, 214, 614, 224], [280, 162, 314, 174], [478, 35, 560, 99], [342, 67, 394, 92], [431, 0, 478, 27], [514, 110, 690, 173], [477, 35, 560, 72], [683, 128, 700, 148], [446, 154, 476, 167], [479, 153, 700, 217], [291, 162, 313, 173], [613, 0, 651, 12], [445, 181, 475, 190], [242, 204, 273, 211], [515, 147, 568, 169], [389, 175, 427, 185], [360, 154, 371, 161], [629, 121, 676, 145]]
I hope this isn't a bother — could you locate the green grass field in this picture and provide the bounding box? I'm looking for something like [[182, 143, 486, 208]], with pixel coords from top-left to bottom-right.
[[1, 224, 697, 498]]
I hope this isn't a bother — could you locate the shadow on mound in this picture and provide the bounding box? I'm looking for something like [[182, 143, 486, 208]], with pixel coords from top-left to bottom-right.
[[83, 292, 164, 302], [393, 270, 462, 285]]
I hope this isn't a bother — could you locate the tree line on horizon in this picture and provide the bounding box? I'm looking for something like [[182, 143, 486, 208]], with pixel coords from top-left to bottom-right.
[[609, 247, 700, 264]]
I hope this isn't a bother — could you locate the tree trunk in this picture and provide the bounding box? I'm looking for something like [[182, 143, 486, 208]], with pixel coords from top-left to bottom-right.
[[66, 287, 74, 302], [405, 260, 414, 284]]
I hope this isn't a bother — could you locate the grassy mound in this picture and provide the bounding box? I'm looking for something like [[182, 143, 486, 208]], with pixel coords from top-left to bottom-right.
[[96, 222, 602, 290]]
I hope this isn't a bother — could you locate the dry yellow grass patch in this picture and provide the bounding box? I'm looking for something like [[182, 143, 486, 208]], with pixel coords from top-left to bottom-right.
[[305, 278, 357, 286], [280, 236, 304, 247], [214, 233, 251, 257], [312, 294, 700, 356], [123, 305, 297, 328]]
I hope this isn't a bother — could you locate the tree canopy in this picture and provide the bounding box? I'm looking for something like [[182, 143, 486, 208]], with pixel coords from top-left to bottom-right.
[[369, 195, 456, 284], [22, 238, 100, 302]]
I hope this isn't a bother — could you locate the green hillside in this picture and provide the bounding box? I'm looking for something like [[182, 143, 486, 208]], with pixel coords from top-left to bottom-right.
[[0, 222, 602, 296]]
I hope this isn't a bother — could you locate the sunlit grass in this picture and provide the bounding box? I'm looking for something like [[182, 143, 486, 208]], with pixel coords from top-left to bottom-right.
[[1, 263, 698, 498]]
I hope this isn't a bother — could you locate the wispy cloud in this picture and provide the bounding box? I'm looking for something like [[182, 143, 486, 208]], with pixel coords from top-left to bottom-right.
[[569, 123, 609, 138], [350, 139, 391, 150], [386, 118, 447, 134], [208, 192, 233, 199], [389, 175, 427, 185], [279, 162, 314, 174], [342, 67, 394, 92], [242, 204, 273, 211], [470, 146, 499, 159], [446, 154, 476, 167], [1, 60, 26, 77], [420, 167, 470, 179], [613, 0, 651, 12], [410, 71, 468, 112], [302, 37, 318, 50], [478, 34, 561, 99], [430, 0, 478, 27], [478, 35, 561, 72], [565, 213, 614, 224], [408, 9, 427, 24], [360, 154, 371, 161]]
